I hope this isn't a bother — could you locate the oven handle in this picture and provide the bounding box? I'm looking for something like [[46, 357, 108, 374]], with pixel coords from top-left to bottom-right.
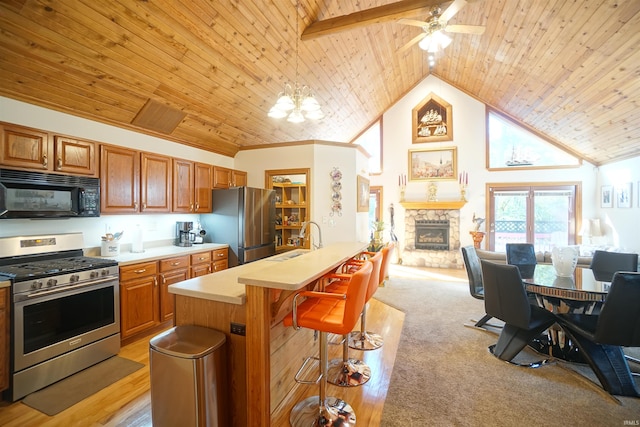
[[25, 277, 118, 299]]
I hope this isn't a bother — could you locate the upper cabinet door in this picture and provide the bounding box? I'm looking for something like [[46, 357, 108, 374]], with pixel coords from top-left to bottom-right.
[[232, 170, 247, 187], [100, 145, 140, 213], [0, 123, 52, 171], [54, 136, 97, 176], [194, 162, 212, 213], [212, 165, 231, 189], [172, 159, 194, 212], [141, 153, 172, 213]]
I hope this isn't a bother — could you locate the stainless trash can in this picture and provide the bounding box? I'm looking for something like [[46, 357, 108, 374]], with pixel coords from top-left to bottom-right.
[[150, 325, 227, 427]]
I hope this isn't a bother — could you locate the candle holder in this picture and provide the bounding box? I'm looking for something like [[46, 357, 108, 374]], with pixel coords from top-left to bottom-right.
[[400, 187, 405, 202], [459, 183, 467, 201], [427, 182, 438, 201]]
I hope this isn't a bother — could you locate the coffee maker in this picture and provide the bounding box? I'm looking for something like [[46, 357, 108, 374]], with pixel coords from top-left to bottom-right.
[[175, 221, 195, 247]]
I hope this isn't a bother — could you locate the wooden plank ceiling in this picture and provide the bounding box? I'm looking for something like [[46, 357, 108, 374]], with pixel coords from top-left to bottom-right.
[[0, 0, 638, 165]]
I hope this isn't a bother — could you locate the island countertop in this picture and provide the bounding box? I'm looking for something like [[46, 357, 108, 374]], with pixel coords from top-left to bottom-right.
[[238, 241, 368, 290], [169, 241, 368, 304]]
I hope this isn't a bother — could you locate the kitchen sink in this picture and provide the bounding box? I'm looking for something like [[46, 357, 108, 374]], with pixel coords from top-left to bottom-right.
[[266, 249, 308, 261]]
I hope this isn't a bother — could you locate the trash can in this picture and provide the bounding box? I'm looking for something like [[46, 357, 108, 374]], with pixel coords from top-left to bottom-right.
[[150, 325, 227, 427]]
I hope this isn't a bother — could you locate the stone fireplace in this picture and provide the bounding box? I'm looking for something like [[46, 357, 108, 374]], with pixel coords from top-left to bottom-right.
[[400, 201, 465, 269]]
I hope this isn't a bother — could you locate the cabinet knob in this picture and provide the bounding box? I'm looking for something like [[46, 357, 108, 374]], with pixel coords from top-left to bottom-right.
[[42, 155, 48, 168], [133, 268, 147, 274], [195, 202, 199, 210], [57, 157, 62, 169]]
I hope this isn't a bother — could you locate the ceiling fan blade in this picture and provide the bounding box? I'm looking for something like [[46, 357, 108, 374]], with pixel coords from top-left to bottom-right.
[[399, 32, 427, 54], [397, 18, 429, 28], [440, 0, 467, 23], [444, 24, 485, 34]]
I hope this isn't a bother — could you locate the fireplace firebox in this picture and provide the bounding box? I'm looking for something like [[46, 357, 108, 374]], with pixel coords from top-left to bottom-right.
[[415, 220, 450, 250]]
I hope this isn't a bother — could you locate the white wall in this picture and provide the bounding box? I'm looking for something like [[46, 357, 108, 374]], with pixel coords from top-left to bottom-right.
[[370, 75, 599, 250], [596, 157, 640, 252], [235, 143, 370, 245]]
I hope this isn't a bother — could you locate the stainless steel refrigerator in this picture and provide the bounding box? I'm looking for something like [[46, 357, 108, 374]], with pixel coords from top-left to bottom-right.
[[200, 186, 276, 267]]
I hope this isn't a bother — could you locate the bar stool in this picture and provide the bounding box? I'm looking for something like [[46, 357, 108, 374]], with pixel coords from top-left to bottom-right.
[[322, 252, 382, 387], [283, 261, 372, 426], [345, 242, 395, 351]]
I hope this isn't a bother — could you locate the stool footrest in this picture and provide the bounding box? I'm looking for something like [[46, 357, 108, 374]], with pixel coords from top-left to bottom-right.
[[294, 356, 322, 385]]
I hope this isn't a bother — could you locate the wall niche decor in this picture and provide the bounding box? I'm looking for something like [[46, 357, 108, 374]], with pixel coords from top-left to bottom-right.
[[412, 92, 453, 143]]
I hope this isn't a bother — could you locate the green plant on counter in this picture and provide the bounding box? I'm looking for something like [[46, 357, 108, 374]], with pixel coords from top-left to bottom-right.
[[368, 220, 385, 252]]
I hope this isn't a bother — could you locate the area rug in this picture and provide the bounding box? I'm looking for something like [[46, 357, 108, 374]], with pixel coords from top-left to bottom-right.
[[22, 356, 144, 416], [373, 271, 640, 427]]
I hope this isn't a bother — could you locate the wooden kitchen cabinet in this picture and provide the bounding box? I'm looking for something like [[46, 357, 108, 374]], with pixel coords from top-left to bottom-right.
[[100, 145, 140, 214], [272, 182, 310, 250], [212, 247, 229, 272], [213, 165, 247, 188], [0, 287, 8, 393], [173, 159, 213, 213], [101, 145, 172, 214], [159, 255, 189, 321], [119, 261, 159, 339], [1, 123, 96, 176], [190, 250, 212, 277], [141, 152, 172, 213]]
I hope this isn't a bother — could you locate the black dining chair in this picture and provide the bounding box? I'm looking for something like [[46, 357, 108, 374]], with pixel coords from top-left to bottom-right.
[[480, 260, 557, 367], [506, 243, 537, 279], [589, 250, 638, 282], [461, 246, 499, 329], [556, 272, 640, 397]]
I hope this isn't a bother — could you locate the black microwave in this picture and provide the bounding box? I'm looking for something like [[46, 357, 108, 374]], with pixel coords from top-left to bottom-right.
[[0, 168, 100, 219]]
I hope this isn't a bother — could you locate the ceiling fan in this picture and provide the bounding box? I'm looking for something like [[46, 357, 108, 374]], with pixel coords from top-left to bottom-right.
[[398, 0, 485, 54]]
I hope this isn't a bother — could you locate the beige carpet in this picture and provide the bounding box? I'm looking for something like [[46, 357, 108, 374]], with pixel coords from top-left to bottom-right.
[[22, 356, 144, 416], [373, 270, 640, 427]]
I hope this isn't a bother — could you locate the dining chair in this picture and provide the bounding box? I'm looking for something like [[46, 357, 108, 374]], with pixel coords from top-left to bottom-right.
[[589, 250, 638, 282], [505, 243, 537, 279], [480, 260, 557, 367], [556, 272, 640, 397], [461, 246, 499, 329]]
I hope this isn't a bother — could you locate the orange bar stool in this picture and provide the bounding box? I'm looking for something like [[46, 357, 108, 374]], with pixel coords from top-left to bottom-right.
[[283, 261, 372, 426], [349, 242, 394, 351], [323, 251, 383, 387]]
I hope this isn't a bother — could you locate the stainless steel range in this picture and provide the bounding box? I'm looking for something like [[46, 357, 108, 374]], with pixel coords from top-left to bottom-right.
[[0, 233, 120, 401]]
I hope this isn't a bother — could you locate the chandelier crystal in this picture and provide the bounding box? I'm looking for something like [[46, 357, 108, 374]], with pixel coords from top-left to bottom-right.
[[268, 1, 324, 123]]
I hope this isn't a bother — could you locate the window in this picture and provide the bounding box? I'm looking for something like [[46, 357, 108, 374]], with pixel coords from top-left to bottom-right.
[[488, 183, 581, 252], [353, 118, 382, 174], [486, 109, 581, 170]]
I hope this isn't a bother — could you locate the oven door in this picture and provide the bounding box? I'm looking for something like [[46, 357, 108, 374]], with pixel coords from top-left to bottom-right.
[[13, 278, 120, 372]]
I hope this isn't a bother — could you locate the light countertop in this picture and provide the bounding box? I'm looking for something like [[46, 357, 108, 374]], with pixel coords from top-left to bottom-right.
[[92, 242, 228, 266], [169, 242, 368, 305]]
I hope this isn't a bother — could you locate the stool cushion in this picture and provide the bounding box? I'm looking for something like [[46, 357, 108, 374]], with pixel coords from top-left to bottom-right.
[[283, 262, 372, 335]]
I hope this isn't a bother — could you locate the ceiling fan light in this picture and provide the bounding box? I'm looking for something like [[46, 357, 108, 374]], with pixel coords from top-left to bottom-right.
[[418, 34, 433, 51], [287, 109, 305, 123], [433, 31, 452, 49]]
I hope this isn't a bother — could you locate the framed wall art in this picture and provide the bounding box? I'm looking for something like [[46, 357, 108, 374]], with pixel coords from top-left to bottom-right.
[[357, 175, 370, 212], [408, 147, 457, 181], [600, 185, 613, 208], [412, 92, 453, 143], [617, 182, 632, 208]]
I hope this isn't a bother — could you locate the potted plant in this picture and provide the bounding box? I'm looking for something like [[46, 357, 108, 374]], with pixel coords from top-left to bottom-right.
[[368, 220, 385, 252]]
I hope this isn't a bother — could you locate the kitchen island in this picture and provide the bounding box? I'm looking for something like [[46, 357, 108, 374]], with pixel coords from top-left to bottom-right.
[[169, 241, 368, 426]]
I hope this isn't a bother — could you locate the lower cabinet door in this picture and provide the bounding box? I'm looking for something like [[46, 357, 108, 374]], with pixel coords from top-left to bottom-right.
[[159, 269, 188, 321]]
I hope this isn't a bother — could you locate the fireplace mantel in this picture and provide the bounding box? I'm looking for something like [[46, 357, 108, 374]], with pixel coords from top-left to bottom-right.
[[400, 200, 466, 210]]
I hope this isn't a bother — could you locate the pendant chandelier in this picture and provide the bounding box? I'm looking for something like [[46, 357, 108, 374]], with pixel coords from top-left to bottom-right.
[[268, 1, 324, 123]]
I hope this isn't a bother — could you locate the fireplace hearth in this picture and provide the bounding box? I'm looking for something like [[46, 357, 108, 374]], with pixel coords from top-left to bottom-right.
[[415, 220, 450, 250]]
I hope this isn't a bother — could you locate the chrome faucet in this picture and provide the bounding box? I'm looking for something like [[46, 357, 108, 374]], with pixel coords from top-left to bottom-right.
[[299, 221, 323, 249]]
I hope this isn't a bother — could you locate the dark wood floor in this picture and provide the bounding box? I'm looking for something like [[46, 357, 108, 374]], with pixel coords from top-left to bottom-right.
[[0, 265, 465, 427]]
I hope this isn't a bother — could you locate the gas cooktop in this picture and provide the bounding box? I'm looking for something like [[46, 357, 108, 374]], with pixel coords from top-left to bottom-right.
[[0, 256, 118, 282]]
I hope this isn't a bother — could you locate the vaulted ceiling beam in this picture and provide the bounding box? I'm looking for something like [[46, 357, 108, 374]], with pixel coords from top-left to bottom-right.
[[301, 0, 443, 40]]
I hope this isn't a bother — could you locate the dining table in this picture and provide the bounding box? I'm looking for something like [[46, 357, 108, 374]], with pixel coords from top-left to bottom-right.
[[521, 264, 612, 363]]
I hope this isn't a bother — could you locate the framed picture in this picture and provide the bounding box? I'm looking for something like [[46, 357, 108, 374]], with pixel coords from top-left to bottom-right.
[[357, 175, 370, 212], [408, 147, 457, 181], [601, 185, 613, 208], [617, 182, 632, 208], [412, 92, 453, 143]]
